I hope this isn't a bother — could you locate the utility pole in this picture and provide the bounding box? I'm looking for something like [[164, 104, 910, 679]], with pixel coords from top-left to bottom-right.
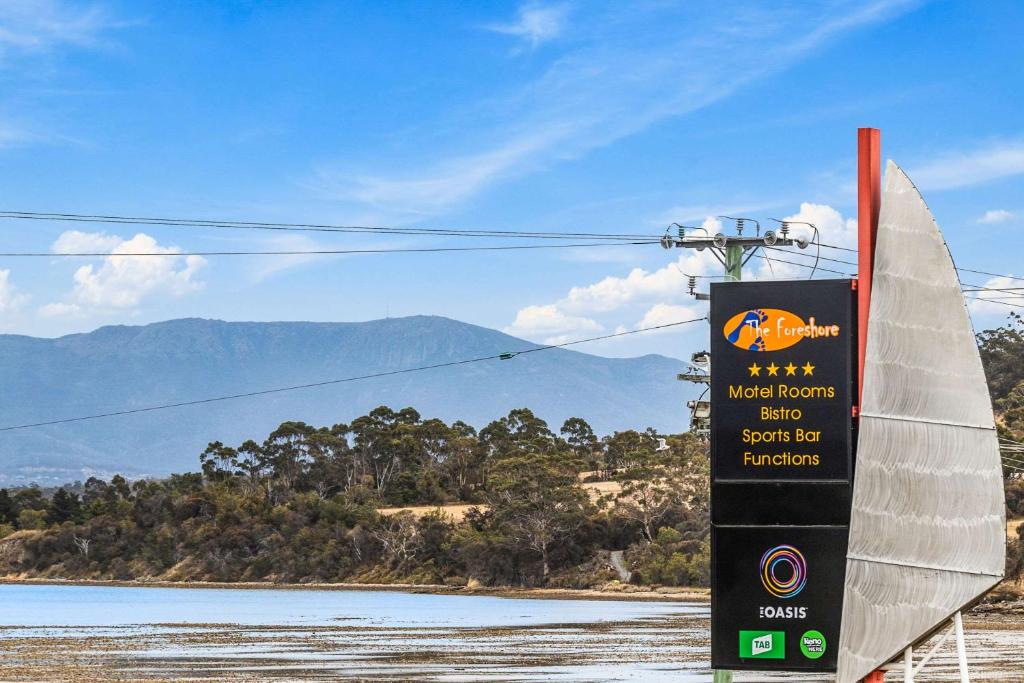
[[662, 218, 809, 683]]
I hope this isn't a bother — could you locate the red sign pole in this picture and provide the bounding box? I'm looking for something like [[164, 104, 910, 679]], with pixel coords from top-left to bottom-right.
[[857, 128, 882, 683], [857, 128, 881, 407]]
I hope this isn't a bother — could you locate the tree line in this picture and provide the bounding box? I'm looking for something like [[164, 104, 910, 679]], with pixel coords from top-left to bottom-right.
[[0, 408, 711, 588], [2, 313, 1023, 588]]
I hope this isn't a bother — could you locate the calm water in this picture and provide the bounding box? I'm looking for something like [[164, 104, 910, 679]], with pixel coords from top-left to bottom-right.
[[0, 583, 699, 629], [0, 584, 717, 681]]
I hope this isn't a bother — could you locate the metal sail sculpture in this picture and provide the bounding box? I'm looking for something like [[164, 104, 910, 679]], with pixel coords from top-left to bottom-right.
[[836, 161, 1006, 682]]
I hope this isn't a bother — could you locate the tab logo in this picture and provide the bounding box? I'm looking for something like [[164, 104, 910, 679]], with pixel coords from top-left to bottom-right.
[[752, 634, 773, 656], [739, 630, 785, 659], [724, 308, 840, 351]]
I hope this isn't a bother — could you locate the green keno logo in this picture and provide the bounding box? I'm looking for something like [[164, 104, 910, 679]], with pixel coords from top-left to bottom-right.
[[800, 630, 827, 659], [739, 630, 785, 659]]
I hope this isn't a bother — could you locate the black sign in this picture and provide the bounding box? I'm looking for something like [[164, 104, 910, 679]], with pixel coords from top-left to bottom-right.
[[709, 279, 856, 673]]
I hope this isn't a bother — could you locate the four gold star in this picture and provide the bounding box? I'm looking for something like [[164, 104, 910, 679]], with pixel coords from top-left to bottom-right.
[[745, 360, 819, 379]]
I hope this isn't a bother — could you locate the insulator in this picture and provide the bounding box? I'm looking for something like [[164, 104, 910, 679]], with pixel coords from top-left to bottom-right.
[[678, 226, 685, 239], [736, 218, 745, 235], [780, 221, 790, 237], [688, 275, 697, 294]]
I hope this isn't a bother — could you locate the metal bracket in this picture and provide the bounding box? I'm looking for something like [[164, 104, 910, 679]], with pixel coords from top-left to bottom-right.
[[880, 611, 970, 682]]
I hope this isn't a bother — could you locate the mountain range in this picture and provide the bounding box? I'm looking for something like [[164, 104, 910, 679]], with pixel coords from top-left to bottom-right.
[[0, 316, 693, 485]]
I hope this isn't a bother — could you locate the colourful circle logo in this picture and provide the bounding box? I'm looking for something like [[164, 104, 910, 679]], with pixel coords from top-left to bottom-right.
[[760, 545, 807, 599]]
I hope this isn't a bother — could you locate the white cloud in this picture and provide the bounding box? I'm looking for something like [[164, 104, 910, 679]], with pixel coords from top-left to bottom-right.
[[911, 141, 1024, 191], [41, 232, 206, 315], [317, 2, 918, 215], [505, 217, 720, 342], [636, 303, 703, 330], [506, 202, 861, 346], [0, 269, 27, 313], [504, 303, 601, 342], [38, 301, 80, 318], [753, 203, 857, 279], [52, 229, 123, 253], [977, 209, 1014, 225], [486, 2, 570, 47], [967, 276, 1021, 319]]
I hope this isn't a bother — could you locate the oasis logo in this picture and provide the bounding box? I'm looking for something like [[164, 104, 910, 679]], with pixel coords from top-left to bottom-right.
[[760, 545, 808, 599], [760, 605, 807, 619], [723, 308, 840, 351]]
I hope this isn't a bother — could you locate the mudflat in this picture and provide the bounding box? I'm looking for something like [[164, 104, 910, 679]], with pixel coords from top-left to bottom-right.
[[0, 584, 1022, 681]]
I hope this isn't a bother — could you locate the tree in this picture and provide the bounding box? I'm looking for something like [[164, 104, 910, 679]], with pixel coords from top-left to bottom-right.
[[602, 430, 654, 477], [350, 407, 414, 497], [17, 508, 47, 530], [373, 511, 421, 571], [561, 418, 599, 472], [0, 489, 13, 524], [200, 441, 239, 481], [488, 451, 589, 580], [262, 422, 316, 492], [443, 421, 482, 500], [978, 312, 1024, 405], [613, 432, 707, 543], [49, 488, 81, 525]]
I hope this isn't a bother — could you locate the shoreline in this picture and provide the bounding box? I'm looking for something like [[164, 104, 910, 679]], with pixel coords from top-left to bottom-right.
[[0, 576, 711, 603]]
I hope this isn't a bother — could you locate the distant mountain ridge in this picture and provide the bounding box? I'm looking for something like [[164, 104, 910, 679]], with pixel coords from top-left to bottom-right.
[[0, 316, 691, 485]]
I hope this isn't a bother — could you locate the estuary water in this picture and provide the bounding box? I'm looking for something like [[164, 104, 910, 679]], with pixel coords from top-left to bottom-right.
[[0, 584, 1019, 682], [0, 583, 693, 630]]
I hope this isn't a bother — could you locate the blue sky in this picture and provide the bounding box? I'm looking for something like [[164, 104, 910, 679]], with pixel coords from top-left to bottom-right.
[[0, 0, 1022, 360]]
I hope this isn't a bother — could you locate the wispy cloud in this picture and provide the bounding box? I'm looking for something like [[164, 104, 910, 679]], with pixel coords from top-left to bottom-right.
[[485, 2, 570, 48], [911, 140, 1024, 191], [0, 0, 116, 60], [317, 1, 920, 216], [977, 209, 1015, 225]]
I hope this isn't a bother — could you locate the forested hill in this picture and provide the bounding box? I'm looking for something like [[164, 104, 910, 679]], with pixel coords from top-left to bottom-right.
[[0, 316, 688, 485]]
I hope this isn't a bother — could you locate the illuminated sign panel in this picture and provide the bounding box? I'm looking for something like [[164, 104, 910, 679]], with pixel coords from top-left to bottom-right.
[[710, 279, 856, 673]]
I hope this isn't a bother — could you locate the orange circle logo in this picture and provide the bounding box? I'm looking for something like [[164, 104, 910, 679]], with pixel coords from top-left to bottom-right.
[[723, 308, 839, 352]]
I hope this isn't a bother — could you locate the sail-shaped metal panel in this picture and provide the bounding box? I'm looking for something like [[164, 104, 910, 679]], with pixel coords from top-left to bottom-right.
[[836, 161, 1005, 683]]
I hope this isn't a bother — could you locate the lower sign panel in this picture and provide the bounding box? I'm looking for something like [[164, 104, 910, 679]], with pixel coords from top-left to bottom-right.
[[711, 526, 848, 672]]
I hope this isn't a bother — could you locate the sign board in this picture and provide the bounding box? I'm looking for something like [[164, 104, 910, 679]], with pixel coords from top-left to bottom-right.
[[710, 279, 856, 672]]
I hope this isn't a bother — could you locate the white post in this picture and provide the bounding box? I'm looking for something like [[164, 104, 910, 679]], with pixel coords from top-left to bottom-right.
[[953, 611, 970, 683], [903, 646, 913, 683]]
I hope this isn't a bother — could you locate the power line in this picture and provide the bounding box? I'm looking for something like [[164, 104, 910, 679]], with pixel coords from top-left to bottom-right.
[[0, 210, 658, 242], [0, 315, 708, 432], [753, 248, 1024, 305], [749, 251, 855, 277], [0, 241, 659, 258], [816, 241, 1024, 286]]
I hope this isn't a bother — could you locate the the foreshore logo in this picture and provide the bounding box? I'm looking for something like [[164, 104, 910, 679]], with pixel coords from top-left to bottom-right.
[[760, 545, 808, 599], [724, 308, 840, 351]]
